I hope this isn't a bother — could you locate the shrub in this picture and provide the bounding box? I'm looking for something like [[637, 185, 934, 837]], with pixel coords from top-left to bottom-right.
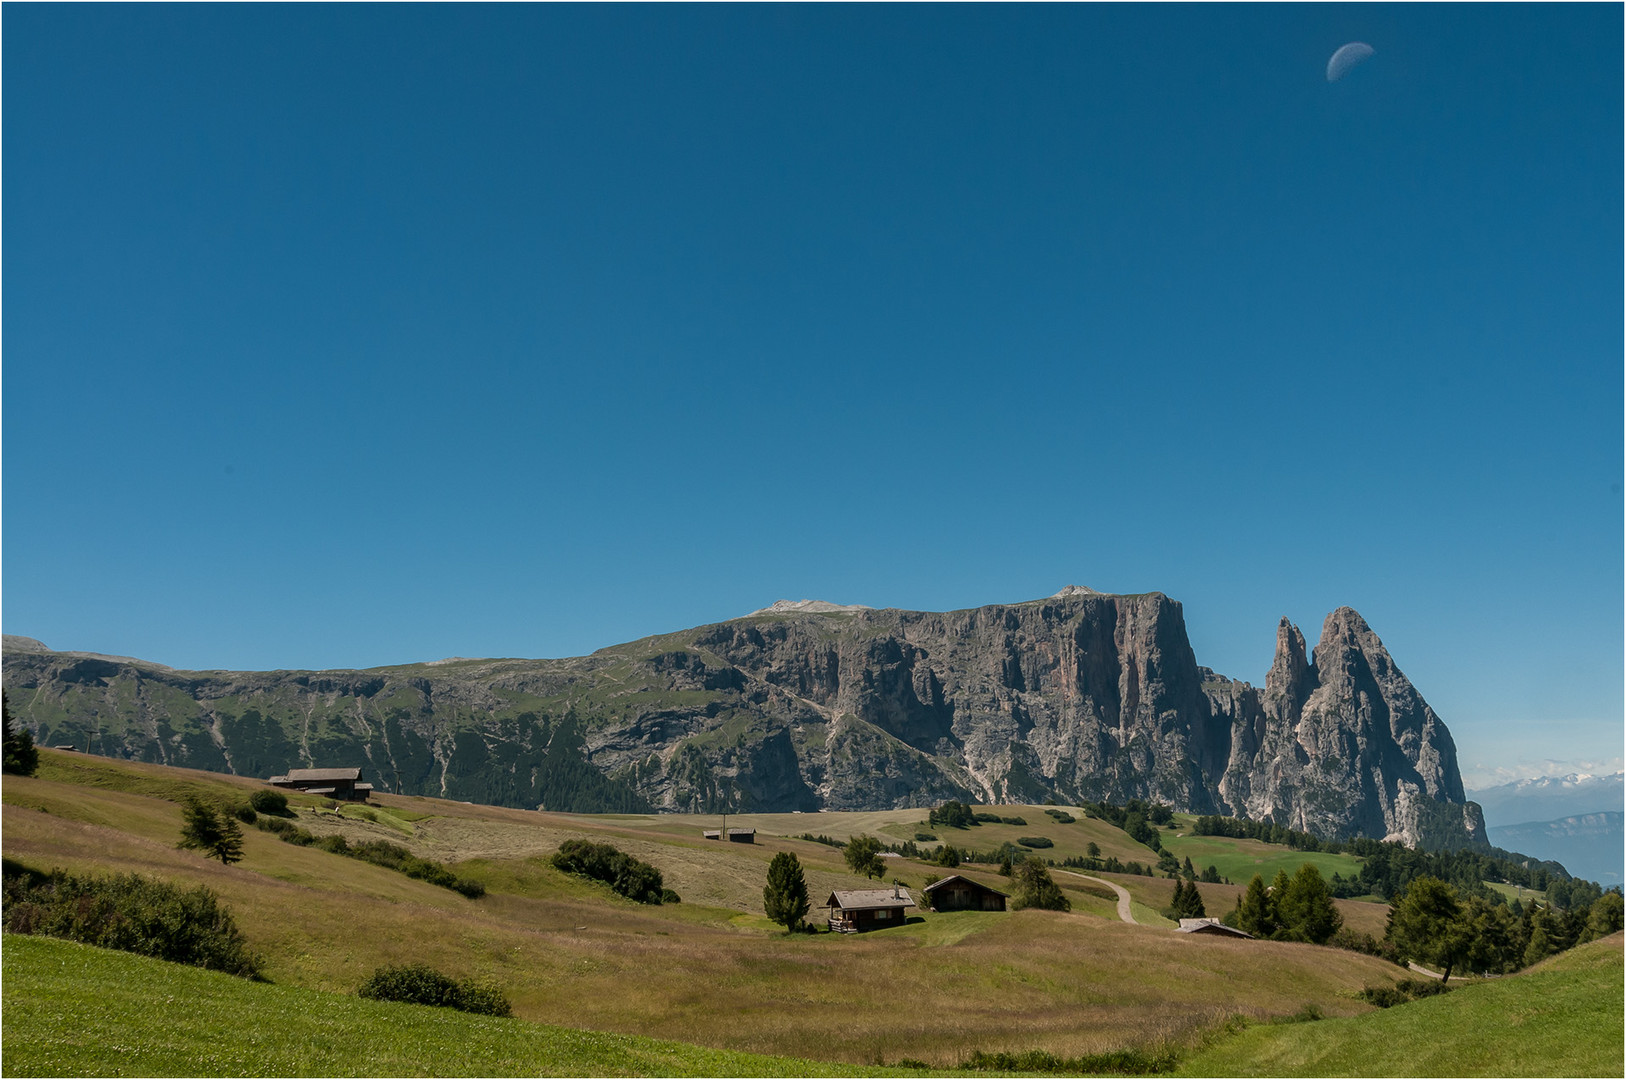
[[973, 812, 1003, 824], [1, 862, 262, 978], [1043, 809, 1075, 824], [551, 839, 666, 903], [1016, 836, 1052, 849], [1000, 816, 1028, 826], [356, 964, 511, 1017], [660, 888, 681, 904], [1358, 986, 1407, 1008], [249, 789, 292, 816], [1010, 857, 1070, 912], [915, 831, 939, 842], [230, 804, 258, 825], [961, 1048, 1177, 1075]]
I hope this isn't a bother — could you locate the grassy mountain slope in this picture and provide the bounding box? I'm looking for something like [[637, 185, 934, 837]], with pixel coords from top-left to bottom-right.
[[2, 934, 891, 1078], [3, 749, 1413, 1071], [1176, 932, 1625, 1077]]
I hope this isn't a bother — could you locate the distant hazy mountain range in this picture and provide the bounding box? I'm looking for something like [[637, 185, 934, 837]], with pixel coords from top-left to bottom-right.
[[3, 589, 1485, 849], [1466, 773, 1624, 885]]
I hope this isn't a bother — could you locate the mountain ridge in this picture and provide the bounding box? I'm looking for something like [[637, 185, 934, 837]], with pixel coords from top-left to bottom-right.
[[1, 591, 1485, 849]]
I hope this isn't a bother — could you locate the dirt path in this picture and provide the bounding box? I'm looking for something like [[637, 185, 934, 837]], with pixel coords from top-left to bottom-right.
[[1057, 870, 1137, 925]]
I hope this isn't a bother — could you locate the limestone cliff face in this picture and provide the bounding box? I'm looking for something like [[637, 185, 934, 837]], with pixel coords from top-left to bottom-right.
[[0, 592, 1485, 846], [1219, 609, 1483, 848]]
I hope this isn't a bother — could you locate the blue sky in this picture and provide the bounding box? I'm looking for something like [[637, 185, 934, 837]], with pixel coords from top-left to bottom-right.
[[4, 4, 1619, 787]]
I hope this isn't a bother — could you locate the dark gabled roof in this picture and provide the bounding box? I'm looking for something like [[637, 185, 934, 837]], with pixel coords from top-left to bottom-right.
[[921, 874, 1009, 898], [826, 889, 916, 911], [284, 768, 364, 782]]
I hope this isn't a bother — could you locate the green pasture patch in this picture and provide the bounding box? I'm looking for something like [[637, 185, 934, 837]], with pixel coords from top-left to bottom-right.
[[1482, 880, 1546, 905], [1176, 933, 1625, 1077], [0, 935, 907, 1078], [1156, 831, 1362, 885]]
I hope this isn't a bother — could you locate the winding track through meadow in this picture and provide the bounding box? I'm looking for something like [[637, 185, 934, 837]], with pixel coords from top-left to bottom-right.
[[1056, 869, 1138, 925]]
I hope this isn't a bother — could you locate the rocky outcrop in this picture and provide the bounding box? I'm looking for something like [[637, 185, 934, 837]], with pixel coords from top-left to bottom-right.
[[0, 592, 1486, 847]]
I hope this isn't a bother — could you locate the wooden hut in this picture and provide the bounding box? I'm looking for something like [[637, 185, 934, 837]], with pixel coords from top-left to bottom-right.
[[267, 767, 373, 801], [826, 885, 915, 933], [922, 874, 1008, 912]]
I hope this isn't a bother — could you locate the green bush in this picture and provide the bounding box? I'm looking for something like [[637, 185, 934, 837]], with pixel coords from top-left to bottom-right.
[[973, 812, 1004, 824], [356, 964, 511, 1017], [1000, 816, 1028, 826], [660, 888, 681, 904], [1016, 836, 1052, 848], [1, 861, 262, 978], [249, 789, 292, 816], [915, 831, 938, 842], [961, 1047, 1177, 1075], [1043, 809, 1075, 824], [230, 804, 258, 825], [551, 839, 666, 903]]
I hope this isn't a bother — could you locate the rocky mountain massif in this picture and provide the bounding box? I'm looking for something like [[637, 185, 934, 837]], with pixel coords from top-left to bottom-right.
[[2, 588, 1486, 848]]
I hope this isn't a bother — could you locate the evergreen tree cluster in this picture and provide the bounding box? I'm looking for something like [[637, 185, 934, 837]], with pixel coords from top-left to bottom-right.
[[928, 801, 980, 829], [1227, 865, 1344, 943], [1057, 853, 1156, 877], [1165, 878, 1206, 920], [1385, 876, 1623, 980], [1078, 799, 1168, 851]]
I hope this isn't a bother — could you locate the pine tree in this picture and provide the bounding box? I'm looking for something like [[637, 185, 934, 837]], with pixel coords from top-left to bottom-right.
[[179, 799, 245, 865], [1277, 863, 1343, 944], [2, 691, 39, 777], [1181, 856, 1196, 881], [1235, 874, 1274, 936], [763, 851, 810, 933]]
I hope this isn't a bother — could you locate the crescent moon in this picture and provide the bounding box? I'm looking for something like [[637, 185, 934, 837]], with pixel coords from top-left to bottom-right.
[[1327, 42, 1375, 82]]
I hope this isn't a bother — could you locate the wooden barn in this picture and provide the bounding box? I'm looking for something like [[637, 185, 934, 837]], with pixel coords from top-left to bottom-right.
[[826, 885, 915, 933], [267, 767, 373, 801], [701, 828, 756, 843], [922, 874, 1008, 912]]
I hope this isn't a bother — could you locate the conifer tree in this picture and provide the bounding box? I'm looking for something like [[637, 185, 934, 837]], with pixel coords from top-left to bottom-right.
[[1235, 873, 1275, 936], [179, 798, 244, 865], [763, 851, 810, 933], [1277, 863, 1343, 943], [2, 691, 39, 777]]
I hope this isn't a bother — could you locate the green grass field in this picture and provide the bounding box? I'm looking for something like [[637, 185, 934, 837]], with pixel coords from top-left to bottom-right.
[[1158, 820, 1364, 886], [1176, 932, 1625, 1077], [0, 935, 909, 1078]]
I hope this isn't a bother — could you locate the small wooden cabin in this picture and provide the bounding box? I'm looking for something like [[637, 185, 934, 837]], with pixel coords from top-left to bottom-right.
[[826, 886, 915, 933], [267, 767, 373, 801], [701, 828, 756, 843], [922, 874, 1008, 912], [1177, 918, 1252, 938]]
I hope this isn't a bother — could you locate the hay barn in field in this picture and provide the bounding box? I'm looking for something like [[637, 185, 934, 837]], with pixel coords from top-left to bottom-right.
[[922, 874, 1008, 912]]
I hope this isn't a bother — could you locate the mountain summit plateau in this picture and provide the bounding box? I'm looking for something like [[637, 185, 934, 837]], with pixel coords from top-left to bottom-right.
[[2, 590, 1484, 848]]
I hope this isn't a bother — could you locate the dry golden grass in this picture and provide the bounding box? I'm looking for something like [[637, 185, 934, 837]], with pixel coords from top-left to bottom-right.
[[3, 754, 1408, 1069]]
